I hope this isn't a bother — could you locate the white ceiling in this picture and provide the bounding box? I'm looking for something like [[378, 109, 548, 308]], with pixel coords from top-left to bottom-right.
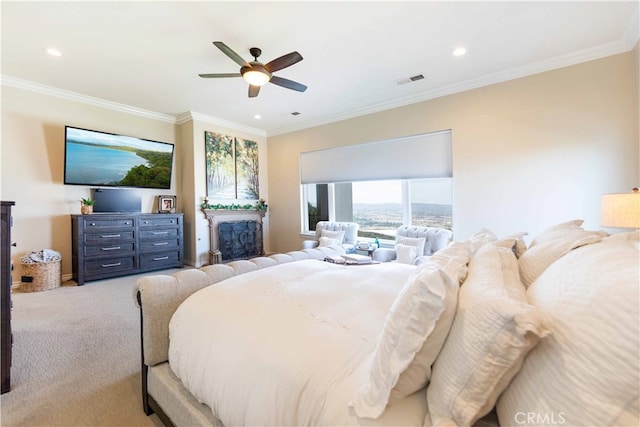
[[2, 1, 638, 136]]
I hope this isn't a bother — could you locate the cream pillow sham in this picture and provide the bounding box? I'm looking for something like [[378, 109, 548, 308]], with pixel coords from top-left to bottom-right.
[[518, 220, 606, 287], [351, 242, 471, 419], [497, 233, 640, 426], [426, 243, 550, 427]]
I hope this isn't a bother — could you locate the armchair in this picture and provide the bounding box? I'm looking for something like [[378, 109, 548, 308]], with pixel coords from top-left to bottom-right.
[[373, 225, 453, 264], [302, 221, 359, 254]]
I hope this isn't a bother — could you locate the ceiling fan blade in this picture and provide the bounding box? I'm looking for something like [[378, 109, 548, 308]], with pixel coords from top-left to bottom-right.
[[248, 85, 260, 98], [198, 73, 242, 78], [213, 41, 248, 67], [264, 51, 303, 73], [269, 76, 307, 92]]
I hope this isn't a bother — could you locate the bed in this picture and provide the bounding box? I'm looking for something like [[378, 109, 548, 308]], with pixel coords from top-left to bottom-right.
[[135, 222, 639, 426]]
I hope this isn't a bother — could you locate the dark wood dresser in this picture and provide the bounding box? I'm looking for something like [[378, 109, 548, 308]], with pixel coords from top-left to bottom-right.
[[71, 213, 183, 285], [1, 201, 15, 393]]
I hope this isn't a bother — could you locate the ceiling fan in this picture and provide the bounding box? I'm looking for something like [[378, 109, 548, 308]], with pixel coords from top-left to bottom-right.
[[199, 41, 308, 98]]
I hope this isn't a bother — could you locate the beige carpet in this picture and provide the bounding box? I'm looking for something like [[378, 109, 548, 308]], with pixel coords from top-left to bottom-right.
[[1, 270, 182, 427]]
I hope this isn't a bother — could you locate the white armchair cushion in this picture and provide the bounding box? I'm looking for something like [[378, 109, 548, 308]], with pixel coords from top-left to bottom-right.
[[396, 236, 426, 255], [320, 229, 345, 243], [318, 236, 339, 247], [396, 244, 419, 264]]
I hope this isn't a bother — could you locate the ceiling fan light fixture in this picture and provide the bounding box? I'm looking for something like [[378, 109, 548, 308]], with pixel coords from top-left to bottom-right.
[[241, 63, 271, 86]]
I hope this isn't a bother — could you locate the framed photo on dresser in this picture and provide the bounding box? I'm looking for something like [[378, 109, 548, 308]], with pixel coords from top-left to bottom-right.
[[158, 195, 176, 213]]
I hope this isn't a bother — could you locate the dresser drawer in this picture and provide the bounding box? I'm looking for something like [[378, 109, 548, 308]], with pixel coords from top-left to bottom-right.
[[140, 238, 180, 253], [85, 256, 135, 276], [84, 242, 135, 257], [139, 217, 180, 228], [85, 231, 135, 243], [83, 218, 135, 230], [139, 228, 178, 239], [139, 251, 181, 269]]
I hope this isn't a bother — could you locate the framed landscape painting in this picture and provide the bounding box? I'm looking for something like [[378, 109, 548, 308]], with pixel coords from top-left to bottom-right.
[[205, 131, 235, 200], [204, 132, 259, 201]]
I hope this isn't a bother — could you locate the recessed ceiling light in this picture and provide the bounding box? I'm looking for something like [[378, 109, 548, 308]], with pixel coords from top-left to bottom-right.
[[452, 47, 466, 57], [254, 114, 261, 119], [46, 48, 62, 57]]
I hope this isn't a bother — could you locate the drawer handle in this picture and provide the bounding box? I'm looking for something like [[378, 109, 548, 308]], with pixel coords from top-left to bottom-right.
[[153, 256, 169, 261], [152, 231, 168, 235], [101, 262, 122, 268], [101, 234, 121, 238], [90, 223, 96, 226], [101, 246, 121, 251], [153, 242, 169, 246]]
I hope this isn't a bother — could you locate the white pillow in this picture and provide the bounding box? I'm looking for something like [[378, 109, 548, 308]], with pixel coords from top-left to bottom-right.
[[498, 233, 640, 426], [320, 229, 345, 243], [427, 243, 550, 426], [468, 227, 498, 252], [396, 236, 426, 256], [351, 243, 471, 418], [318, 236, 338, 247], [396, 243, 419, 264], [518, 221, 606, 287]]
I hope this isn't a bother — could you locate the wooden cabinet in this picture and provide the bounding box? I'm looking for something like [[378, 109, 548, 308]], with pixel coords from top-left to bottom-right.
[[71, 213, 183, 285], [1, 201, 15, 394]]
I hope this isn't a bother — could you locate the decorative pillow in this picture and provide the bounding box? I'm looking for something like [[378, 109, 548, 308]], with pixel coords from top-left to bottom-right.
[[528, 219, 584, 247], [396, 244, 419, 265], [502, 231, 528, 258], [351, 243, 471, 419], [468, 227, 498, 252], [318, 236, 338, 247], [518, 221, 607, 287], [396, 236, 426, 256], [320, 229, 345, 243], [426, 243, 550, 427], [498, 233, 639, 426]]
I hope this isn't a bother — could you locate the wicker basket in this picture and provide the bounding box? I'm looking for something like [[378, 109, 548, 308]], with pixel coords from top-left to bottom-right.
[[20, 260, 61, 292]]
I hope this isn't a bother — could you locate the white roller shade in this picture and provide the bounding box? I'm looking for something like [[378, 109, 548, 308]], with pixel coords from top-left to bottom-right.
[[300, 130, 452, 184]]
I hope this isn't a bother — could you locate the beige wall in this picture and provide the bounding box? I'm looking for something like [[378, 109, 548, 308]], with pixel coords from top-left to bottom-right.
[[178, 117, 268, 267], [1, 86, 178, 281], [267, 52, 639, 253], [2, 51, 638, 281]]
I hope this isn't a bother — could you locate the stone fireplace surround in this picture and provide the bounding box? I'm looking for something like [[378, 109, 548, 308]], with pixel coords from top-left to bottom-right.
[[202, 209, 266, 264]]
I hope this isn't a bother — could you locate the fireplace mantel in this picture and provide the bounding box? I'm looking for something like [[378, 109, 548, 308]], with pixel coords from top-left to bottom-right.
[[202, 209, 266, 264]]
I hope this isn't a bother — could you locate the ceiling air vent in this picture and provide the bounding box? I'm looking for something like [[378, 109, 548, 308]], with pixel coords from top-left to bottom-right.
[[291, 111, 301, 116], [397, 74, 425, 85]]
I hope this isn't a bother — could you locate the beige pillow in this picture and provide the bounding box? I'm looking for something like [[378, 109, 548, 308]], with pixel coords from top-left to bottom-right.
[[426, 243, 550, 426], [498, 233, 640, 426], [351, 243, 471, 418], [518, 221, 606, 287]]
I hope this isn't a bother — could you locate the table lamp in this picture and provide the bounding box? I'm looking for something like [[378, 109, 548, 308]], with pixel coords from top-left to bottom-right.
[[601, 188, 640, 229]]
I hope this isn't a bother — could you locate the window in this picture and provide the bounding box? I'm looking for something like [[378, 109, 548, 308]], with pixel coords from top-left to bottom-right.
[[300, 130, 453, 239], [303, 178, 452, 241]]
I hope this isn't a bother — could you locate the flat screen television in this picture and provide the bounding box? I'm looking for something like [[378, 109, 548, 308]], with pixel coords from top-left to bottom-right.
[[92, 188, 142, 213], [64, 126, 174, 189]]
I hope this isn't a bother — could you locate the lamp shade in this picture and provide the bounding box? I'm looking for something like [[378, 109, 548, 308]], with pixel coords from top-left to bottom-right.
[[601, 192, 640, 228]]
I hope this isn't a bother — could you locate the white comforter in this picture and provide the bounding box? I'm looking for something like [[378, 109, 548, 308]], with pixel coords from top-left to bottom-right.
[[169, 259, 428, 426]]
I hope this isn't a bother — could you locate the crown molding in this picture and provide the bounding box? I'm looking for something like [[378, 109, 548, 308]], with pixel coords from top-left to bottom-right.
[[267, 38, 634, 137], [1, 75, 177, 124], [176, 111, 267, 137], [623, 3, 640, 49]]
